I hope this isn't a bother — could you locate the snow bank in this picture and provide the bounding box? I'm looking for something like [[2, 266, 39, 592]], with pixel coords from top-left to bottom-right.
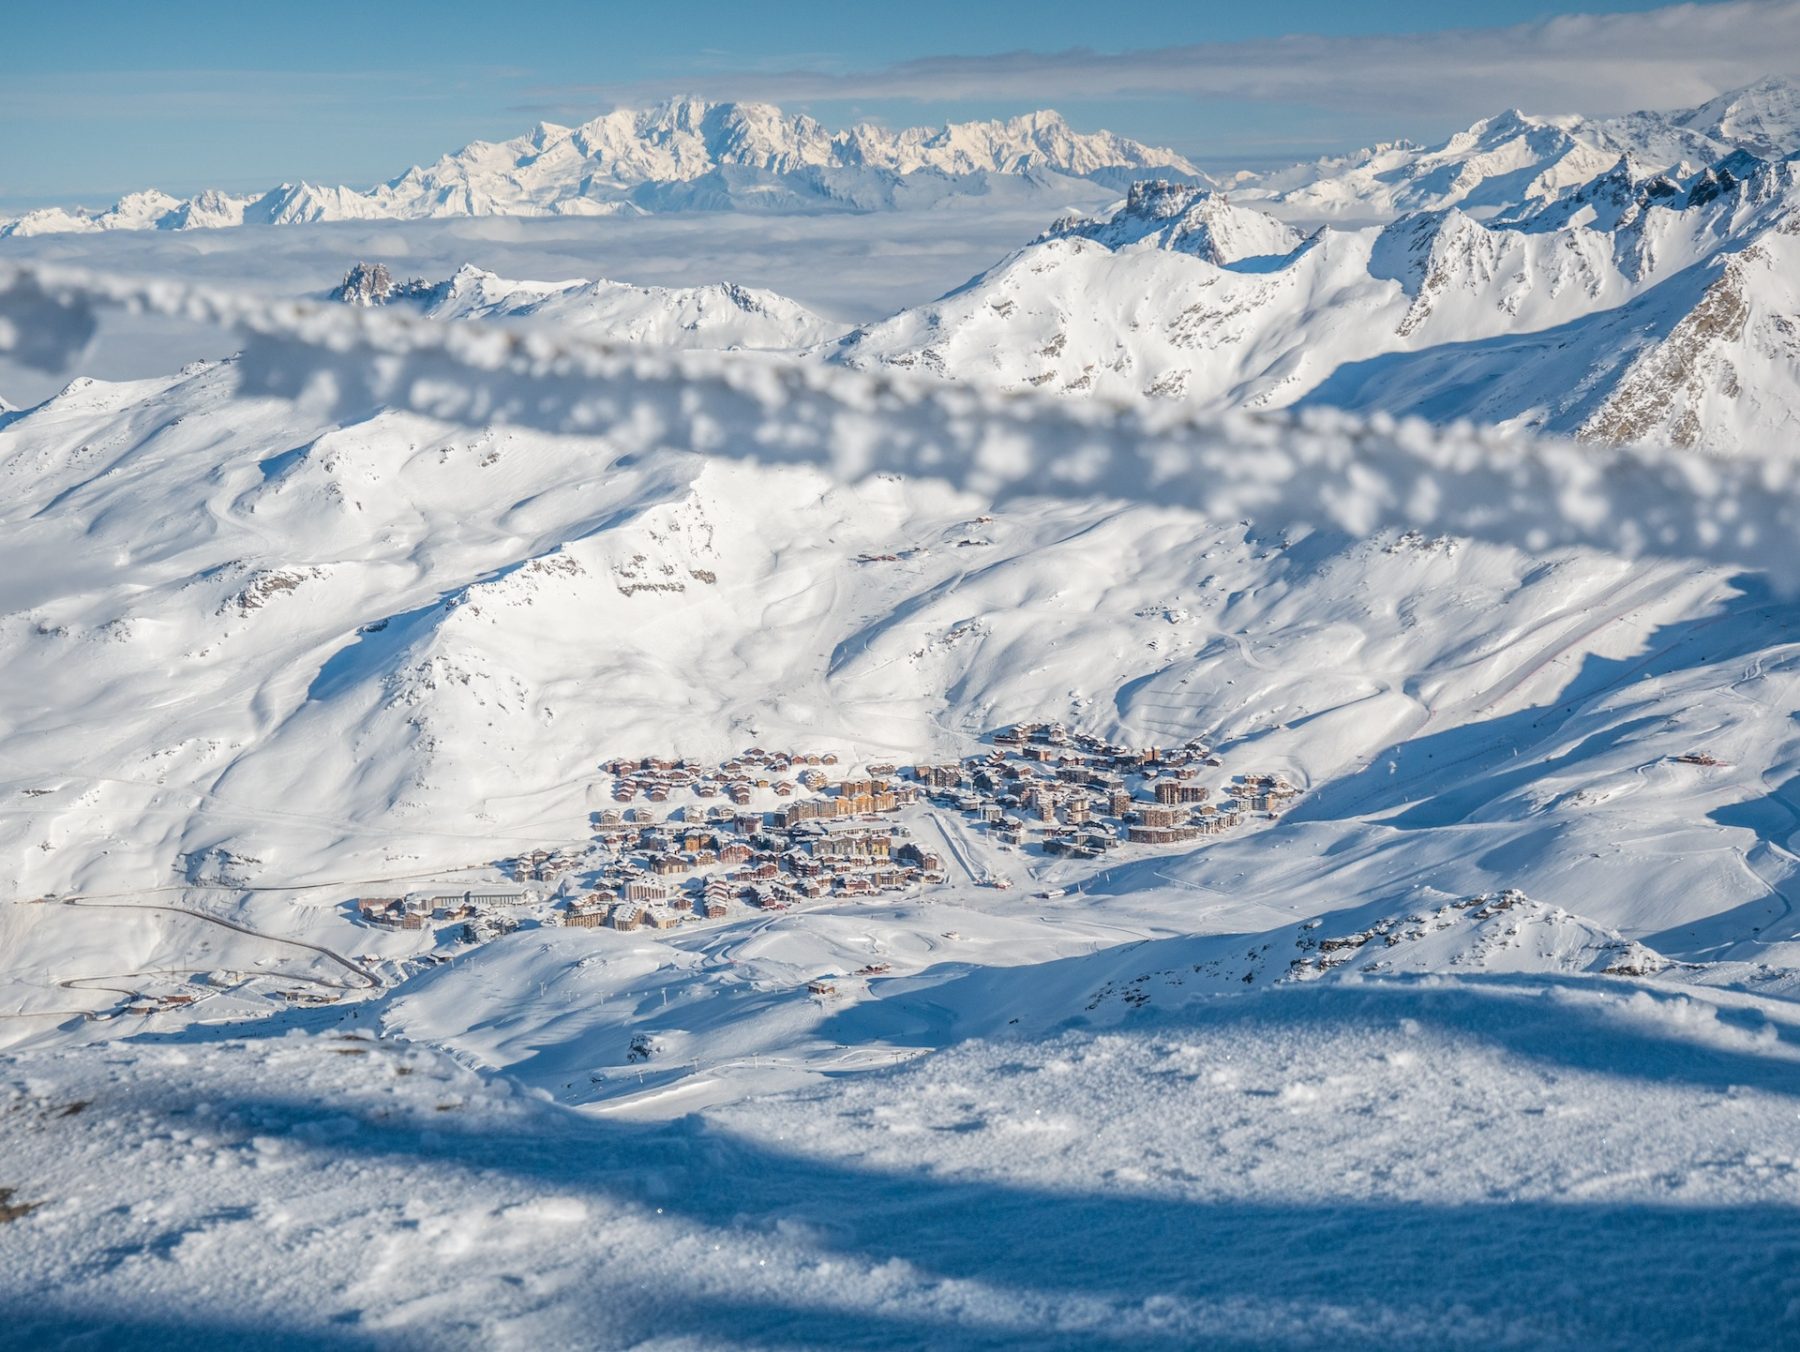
[[6, 262, 1800, 587], [6, 982, 1800, 1349]]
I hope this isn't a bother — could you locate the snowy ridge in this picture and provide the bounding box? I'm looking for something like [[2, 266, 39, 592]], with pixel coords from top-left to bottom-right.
[[1080, 890, 1673, 1016], [837, 149, 1800, 450], [1672, 74, 1800, 159], [1238, 109, 1621, 221], [416, 263, 838, 350], [0, 100, 1203, 238], [1040, 181, 1307, 265], [1236, 76, 1800, 221]]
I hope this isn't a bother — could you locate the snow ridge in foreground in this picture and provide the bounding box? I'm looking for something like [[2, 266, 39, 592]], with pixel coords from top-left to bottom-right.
[[7, 262, 1800, 586], [4, 980, 1798, 1349]]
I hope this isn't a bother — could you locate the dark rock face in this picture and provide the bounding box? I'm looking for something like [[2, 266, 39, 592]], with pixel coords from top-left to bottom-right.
[[330, 262, 441, 307]]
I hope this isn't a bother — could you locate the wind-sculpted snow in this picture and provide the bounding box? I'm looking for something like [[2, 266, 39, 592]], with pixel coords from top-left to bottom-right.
[[6, 261, 1800, 588], [8, 982, 1800, 1349]]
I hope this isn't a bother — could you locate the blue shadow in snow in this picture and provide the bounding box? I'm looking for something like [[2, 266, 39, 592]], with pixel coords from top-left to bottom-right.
[[1649, 742, 1800, 952], [305, 551, 546, 704], [256, 443, 310, 482], [305, 595, 451, 704], [44, 981, 1800, 1350], [1287, 575, 1798, 831]]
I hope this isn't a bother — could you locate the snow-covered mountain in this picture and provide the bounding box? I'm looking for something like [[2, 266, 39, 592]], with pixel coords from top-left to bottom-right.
[[1042, 178, 1307, 264], [1236, 110, 1625, 223], [335, 261, 839, 350], [1234, 76, 1800, 222], [834, 150, 1800, 449], [1670, 74, 1800, 159], [8, 80, 1799, 240], [12, 61, 1800, 1347], [0, 100, 1204, 238]]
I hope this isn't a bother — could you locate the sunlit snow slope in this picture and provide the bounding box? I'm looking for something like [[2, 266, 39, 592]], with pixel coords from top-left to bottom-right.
[[836, 160, 1800, 450], [6, 262, 1800, 1348], [2, 277, 1799, 1004]]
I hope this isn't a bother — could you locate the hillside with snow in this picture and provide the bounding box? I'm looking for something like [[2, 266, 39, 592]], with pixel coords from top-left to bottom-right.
[[4, 299, 1800, 1341], [2, 275, 1799, 973], [332, 261, 839, 351]]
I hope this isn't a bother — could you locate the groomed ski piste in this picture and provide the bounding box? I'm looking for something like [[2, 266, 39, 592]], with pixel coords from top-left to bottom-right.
[[3, 267, 1800, 1349]]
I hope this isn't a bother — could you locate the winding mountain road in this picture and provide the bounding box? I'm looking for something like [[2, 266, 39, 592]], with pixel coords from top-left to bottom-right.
[[58, 896, 381, 990]]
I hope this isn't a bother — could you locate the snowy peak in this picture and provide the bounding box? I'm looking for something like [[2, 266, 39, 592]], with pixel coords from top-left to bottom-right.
[[1046, 181, 1306, 265], [1493, 155, 1680, 232], [475, 98, 1201, 185], [1685, 149, 1772, 207], [329, 262, 441, 307], [1239, 77, 1800, 223], [1242, 103, 1619, 220], [871, 108, 1199, 178], [836, 136, 1800, 449], [1675, 75, 1800, 159]]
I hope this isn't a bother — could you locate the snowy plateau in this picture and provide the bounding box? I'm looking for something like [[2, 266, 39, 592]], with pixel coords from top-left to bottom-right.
[[3, 82, 1800, 1351]]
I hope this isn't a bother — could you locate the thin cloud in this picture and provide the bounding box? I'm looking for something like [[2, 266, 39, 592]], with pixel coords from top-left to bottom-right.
[[0, 69, 462, 124], [520, 1, 1800, 123]]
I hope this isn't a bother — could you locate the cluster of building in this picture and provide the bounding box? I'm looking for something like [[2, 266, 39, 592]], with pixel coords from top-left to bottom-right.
[[561, 755, 944, 930], [351, 727, 1300, 940], [913, 722, 1298, 859], [355, 883, 539, 933], [602, 747, 845, 806]]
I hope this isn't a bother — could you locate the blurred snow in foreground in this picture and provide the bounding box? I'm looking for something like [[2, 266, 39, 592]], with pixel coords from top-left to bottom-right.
[[4, 981, 1797, 1349]]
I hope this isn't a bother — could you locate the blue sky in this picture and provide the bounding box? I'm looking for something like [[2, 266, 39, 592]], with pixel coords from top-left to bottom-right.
[[3, 0, 1793, 209]]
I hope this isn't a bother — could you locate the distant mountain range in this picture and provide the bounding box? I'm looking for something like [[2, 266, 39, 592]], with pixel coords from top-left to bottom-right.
[[1228, 76, 1800, 221], [322, 87, 1800, 452], [0, 100, 1203, 237], [21, 79, 1800, 451], [6, 80, 1799, 238]]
